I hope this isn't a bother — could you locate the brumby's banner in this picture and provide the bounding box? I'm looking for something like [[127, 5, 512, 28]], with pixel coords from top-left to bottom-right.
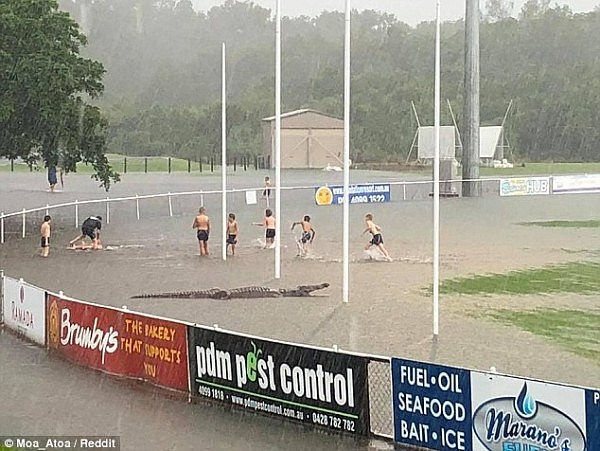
[[47, 294, 188, 391], [188, 326, 370, 435]]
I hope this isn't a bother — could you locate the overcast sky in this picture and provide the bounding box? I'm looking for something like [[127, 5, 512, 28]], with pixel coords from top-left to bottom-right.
[[193, 0, 599, 25]]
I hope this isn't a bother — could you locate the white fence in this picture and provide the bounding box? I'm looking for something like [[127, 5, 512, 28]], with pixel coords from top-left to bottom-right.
[[1, 174, 598, 244]]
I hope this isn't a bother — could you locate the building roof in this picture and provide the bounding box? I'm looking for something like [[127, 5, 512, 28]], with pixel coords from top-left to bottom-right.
[[262, 109, 342, 122]]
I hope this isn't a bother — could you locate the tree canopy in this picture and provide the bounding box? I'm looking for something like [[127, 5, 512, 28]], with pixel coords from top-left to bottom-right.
[[55, 0, 600, 164], [0, 0, 119, 189]]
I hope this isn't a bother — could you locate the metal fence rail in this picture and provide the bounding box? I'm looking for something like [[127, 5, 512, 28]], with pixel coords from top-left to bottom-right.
[[0, 177, 509, 244]]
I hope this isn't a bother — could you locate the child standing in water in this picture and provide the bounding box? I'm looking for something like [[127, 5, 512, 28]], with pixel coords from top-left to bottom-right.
[[362, 213, 392, 261], [226, 213, 239, 255], [254, 209, 276, 248], [192, 207, 210, 256], [291, 215, 316, 257], [40, 215, 51, 257]]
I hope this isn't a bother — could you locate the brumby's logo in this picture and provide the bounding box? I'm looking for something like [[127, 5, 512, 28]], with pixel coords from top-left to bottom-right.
[[49, 300, 119, 364], [473, 382, 586, 451], [49, 300, 60, 347]]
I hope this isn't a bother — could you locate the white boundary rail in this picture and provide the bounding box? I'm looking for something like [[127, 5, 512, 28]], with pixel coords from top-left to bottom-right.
[[2, 174, 598, 244]]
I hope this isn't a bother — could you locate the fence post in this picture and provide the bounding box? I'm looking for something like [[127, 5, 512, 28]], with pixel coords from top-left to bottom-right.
[[403, 182, 406, 200], [144, 157, 148, 173], [210, 155, 214, 172], [243, 155, 247, 171], [74, 200, 79, 228], [168, 193, 173, 217], [22, 208, 26, 238], [1, 212, 4, 243], [124, 157, 127, 174], [187, 158, 191, 173], [200, 193, 204, 206], [254, 155, 258, 170], [10, 159, 14, 172], [106, 197, 110, 224], [233, 157, 237, 172], [45, 204, 50, 216], [199, 157, 203, 173], [135, 194, 140, 220], [168, 157, 172, 173]]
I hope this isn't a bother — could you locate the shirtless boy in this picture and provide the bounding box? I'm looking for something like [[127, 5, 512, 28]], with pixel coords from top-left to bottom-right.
[[192, 207, 210, 256], [226, 213, 239, 256], [291, 215, 315, 257], [362, 213, 392, 261], [40, 215, 51, 257], [254, 209, 276, 248]]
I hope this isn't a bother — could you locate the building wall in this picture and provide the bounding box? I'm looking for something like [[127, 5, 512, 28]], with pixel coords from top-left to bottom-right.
[[263, 111, 344, 169]]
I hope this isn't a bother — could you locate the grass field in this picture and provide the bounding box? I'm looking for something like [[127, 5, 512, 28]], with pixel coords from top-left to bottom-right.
[[437, 261, 600, 295], [437, 261, 600, 362], [2, 158, 600, 175], [0, 154, 224, 174], [519, 220, 600, 228], [489, 309, 600, 361]]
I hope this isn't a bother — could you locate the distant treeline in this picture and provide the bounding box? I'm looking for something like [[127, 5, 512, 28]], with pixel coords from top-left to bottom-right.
[[59, 0, 600, 163]]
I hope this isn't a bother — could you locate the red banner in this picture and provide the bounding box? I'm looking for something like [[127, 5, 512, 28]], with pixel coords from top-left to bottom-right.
[[47, 295, 188, 391]]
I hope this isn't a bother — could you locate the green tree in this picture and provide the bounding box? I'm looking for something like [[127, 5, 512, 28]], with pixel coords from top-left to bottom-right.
[[0, 0, 119, 189]]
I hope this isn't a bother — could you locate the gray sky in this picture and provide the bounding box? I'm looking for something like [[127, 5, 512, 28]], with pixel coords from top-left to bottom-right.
[[193, 0, 599, 25]]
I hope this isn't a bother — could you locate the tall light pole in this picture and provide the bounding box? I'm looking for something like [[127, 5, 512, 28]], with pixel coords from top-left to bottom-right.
[[463, 0, 481, 197]]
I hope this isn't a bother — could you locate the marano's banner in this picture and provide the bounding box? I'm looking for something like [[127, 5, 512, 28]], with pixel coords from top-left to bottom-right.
[[47, 294, 188, 391], [2, 276, 46, 345], [188, 326, 369, 435], [392, 357, 599, 450]]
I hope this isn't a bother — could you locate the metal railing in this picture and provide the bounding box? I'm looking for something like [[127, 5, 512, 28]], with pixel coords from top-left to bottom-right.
[[0, 177, 507, 244]]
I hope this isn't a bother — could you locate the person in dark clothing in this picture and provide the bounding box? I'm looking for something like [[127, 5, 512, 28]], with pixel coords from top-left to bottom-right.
[[69, 216, 103, 250]]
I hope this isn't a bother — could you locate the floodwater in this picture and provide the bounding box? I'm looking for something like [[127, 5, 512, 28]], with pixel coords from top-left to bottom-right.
[[1, 170, 599, 449], [0, 330, 393, 450]]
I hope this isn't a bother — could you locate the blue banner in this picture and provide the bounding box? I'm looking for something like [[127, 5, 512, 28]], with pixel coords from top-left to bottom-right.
[[314, 184, 391, 206], [587, 389, 600, 451], [391, 358, 472, 450]]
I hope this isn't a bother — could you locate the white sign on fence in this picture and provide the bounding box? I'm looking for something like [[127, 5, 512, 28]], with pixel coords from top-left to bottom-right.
[[2, 276, 46, 345], [553, 174, 600, 194]]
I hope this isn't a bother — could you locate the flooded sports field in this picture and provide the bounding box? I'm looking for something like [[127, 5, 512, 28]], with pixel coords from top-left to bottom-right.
[[1, 170, 599, 449]]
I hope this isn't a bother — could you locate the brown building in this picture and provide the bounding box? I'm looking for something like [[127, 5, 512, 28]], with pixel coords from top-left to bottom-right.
[[262, 109, 344, 169]]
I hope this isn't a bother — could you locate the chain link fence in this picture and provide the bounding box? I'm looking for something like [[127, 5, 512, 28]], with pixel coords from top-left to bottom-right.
[[367, 358, 393, 439]]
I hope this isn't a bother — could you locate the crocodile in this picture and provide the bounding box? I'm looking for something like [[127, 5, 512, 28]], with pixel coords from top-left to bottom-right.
[[131, 283, 329, 300]]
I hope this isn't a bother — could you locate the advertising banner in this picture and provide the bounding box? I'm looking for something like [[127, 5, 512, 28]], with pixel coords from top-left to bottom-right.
[[500, 177, 550, 196], [553, 174, 600, 194], [47, 295, 188, 391], [471, 371, 588, 451], [392, 358, 473, 450], [2, 276, 46, 345], [586, 389, 600, 451], [188, 326, 369, 435], [315, 184, 391, 206], [392, 357, 599, 450]]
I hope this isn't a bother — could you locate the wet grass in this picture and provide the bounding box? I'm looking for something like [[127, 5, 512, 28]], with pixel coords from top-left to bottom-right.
[[489, 309, 600, 361], [519, 220, 600, 228], [438, 261, 600, 295]]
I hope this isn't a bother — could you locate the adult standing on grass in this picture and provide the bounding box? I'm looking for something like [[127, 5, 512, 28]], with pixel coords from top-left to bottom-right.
[[40, 215, 51, 257], [193, 207, 210, 256], [47, 165, 57, 192]]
